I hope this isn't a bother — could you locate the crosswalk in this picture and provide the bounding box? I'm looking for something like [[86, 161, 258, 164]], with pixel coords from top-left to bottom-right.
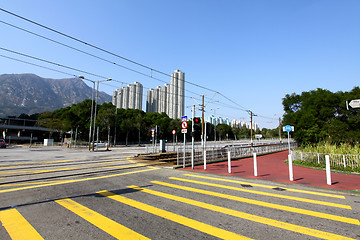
[[0, 172, 358, 239]]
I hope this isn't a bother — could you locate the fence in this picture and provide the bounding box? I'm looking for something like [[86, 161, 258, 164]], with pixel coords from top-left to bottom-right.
[[291, 151, 360, 171], [175, 142, 297, 166]]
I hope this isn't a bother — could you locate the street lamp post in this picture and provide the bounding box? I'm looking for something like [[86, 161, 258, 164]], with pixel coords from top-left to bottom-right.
[[92, 78, 112, 151], [78, 76, 96, 151]]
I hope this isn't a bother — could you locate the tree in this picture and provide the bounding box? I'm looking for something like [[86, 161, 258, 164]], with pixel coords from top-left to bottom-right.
[[282, 87, 360, 145], [216, 124, 233, 141], [121, 118, 133, 146], [135, 113, 144, 145], [97, 103, 115, 144]]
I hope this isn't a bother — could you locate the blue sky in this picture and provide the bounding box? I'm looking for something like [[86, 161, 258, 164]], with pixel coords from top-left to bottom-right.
[[1, 1, 359, 129]]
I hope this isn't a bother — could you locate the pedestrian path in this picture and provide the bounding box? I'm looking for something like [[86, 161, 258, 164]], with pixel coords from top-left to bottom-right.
[[183, 151, 360, 191]]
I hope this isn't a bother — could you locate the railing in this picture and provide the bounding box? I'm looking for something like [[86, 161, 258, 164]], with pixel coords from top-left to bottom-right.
[[291, 151, 360, 170], [145, 138, 295, 154], [174, 142, 297, 166]]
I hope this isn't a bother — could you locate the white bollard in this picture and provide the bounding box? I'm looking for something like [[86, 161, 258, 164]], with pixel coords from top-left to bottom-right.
[[204, 150, 207, 170], [288, 154, 293, 181], [325, 155, 332, 185], [253, 152, 258, 176], [228, 150, 231, 173]]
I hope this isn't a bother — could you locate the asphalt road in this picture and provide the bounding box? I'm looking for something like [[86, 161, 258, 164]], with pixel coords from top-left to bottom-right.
[[0, 146, 359, 239]]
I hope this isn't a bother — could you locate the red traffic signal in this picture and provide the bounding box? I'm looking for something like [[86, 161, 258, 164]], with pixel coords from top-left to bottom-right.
[[193, 117, 201, 125]]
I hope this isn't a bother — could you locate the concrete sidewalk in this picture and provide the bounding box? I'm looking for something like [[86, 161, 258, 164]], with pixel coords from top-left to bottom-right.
[[183, 151, 360, 192]]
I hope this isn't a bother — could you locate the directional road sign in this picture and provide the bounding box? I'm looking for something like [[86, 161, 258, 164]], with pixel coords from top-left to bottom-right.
[[181, 116, 188, 122], [347, 99, 360, 110], [283, 125, 294, 132]]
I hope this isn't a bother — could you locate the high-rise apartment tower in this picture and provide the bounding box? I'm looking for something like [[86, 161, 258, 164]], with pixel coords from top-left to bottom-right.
[[146, 70, 185, 119], [112, 82, 143, 110]]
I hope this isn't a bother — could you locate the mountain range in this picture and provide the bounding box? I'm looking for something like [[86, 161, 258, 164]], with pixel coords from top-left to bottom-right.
[[0, 73, 112, 117]]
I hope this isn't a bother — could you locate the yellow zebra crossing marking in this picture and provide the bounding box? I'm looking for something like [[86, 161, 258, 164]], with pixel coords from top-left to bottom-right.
[[0, 156, 126, 169], [152, 180, 360, 225], [56, 198, 149, 239], [170, 177, 351, 209], [0, 208, 43, 240], [183, 174, 345, 199], [0, 162, 135, 175], [0, 167, 159, 194], [127, 185, 356, 240], [0, 158, 86, 168], [98, 190, 252, 240]]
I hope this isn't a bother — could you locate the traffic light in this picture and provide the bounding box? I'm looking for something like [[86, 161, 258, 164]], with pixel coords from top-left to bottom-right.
[[192, 117, 201, 138], [193, 117, 201, 127]]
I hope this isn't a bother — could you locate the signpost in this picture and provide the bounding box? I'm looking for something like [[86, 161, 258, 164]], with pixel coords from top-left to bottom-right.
[[283, 125, 294, 154], [151, 129, 155, 153], [181, 116, 187, 168], [283, 125, 294, 181]]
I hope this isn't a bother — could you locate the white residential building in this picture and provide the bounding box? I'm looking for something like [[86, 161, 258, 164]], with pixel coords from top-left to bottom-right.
[[112, 82, 143, 110], [146, 70, 185, 119]]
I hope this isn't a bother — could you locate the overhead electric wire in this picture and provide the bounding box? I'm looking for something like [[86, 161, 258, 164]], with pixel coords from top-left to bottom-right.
[[0, 20, 168, 84], [0, 19, 203, 99], [0, 8, 279, 122], [0, 47, 273, 122], [0, 53, 199, 107], [0, 8, 219, 94], [0, 8, 250, 114], [0, 47, 108, 80], [0, 53, 267, 124], [0, 54, 79, 79]]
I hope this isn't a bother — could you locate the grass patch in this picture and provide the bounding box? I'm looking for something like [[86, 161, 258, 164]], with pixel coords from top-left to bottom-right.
[[292, 160, 360, 174], [299, 142, 360, 155]]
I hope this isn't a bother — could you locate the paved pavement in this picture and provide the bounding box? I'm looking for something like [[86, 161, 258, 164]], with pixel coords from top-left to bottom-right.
[[183, 151, 360, 192]]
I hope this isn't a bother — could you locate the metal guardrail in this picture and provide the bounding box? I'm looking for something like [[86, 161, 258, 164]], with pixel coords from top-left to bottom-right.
[[291, 151, 360, 170], [174, 142, 297, 166]]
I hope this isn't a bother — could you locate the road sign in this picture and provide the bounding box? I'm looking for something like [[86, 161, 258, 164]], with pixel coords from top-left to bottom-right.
[[283, 125, 294, 132], [172, 130, 176, 135], [151, 129, 155, 136], [181, 116, 188, 122], [181, 121, 188, 129], [347, 99, 360, 110], [181, 129, 187, 134], [255, 134, 262, 139]]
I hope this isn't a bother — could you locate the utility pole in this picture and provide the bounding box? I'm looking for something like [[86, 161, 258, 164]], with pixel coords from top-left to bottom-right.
[[249, 111, 257, 147]]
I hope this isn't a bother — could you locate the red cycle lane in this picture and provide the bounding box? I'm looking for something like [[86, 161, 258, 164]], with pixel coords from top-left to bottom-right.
[[183, 151, 360, 191]]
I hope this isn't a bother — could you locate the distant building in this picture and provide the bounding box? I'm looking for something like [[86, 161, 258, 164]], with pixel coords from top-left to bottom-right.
[[112, 82, 143, 110], [146, 70, 185, 119], [208, 115, 259, 130]]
